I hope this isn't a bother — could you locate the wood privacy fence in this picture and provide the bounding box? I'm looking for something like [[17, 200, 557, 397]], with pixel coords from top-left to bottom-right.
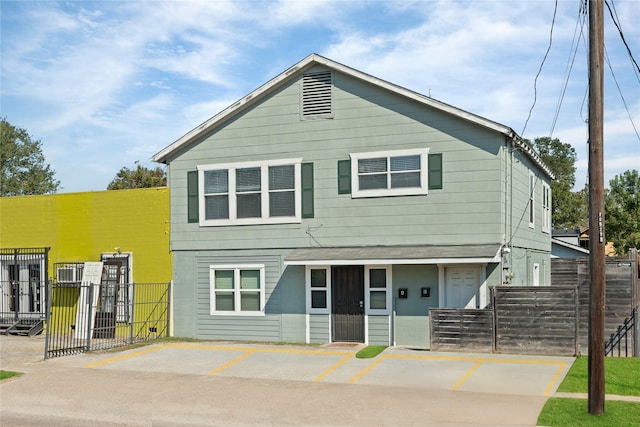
[[430, 250, 639, 356]]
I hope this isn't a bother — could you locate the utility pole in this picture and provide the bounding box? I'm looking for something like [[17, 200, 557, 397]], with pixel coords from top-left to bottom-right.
[[588, 0, 606, 415]]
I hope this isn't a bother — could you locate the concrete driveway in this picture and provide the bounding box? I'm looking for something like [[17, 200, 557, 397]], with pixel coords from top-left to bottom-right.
[[0, 336, 574, 426]]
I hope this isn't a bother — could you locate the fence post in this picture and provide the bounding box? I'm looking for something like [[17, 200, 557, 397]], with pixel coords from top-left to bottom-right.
[[166, 281, 172, 338], [85, 283, 93, 352], [44, 280, 53, 359], [634, 308, 638, 357], [574, 286, 580, 356], [491, 286, 497, 353], [129, 282, 135, 344]]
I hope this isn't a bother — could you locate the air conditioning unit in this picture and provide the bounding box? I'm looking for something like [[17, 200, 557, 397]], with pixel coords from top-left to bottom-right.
[[57, 266, 82, 283]]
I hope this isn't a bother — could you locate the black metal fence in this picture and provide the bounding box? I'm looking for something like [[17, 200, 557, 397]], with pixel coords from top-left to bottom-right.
[[45, 281, 171, 359], [605, 309, 637, 357], [0, 248, 50, 336]]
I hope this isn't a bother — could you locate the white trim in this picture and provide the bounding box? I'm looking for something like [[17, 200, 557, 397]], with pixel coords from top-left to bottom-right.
[[305, 265, 331, 314], [209, 264, 266, 316], [533, 263, 540, 286], [364, 265, 392, 315], [286, 256, 499, 267], [542, 182, 551, 233], [198, 158, 302, 226], [350, 148, 429, 198]]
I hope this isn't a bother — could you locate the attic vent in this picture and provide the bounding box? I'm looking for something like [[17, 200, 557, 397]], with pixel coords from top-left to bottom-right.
[[302, 71, 332, 117]]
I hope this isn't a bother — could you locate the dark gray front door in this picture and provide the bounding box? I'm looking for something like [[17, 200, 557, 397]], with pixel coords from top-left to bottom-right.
[[331, 266, 365, 342]]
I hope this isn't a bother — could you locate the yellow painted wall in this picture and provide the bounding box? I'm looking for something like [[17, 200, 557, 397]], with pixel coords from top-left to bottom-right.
[[0, 187, 171, 283]]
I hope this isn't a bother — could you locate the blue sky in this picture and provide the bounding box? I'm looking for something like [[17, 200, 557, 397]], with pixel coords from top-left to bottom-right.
[[1, 0, 638, 193]]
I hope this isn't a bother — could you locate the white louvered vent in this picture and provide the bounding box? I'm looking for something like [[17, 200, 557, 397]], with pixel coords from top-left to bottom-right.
[[302, 71, 332, 117]]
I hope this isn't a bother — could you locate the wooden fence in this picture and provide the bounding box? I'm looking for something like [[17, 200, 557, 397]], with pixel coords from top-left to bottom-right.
[[430, 250, 639, 356]]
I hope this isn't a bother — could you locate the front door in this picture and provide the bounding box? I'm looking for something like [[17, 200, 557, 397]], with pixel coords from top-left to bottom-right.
[[93, 262, 121, 338], [331, 266, 365, 342]]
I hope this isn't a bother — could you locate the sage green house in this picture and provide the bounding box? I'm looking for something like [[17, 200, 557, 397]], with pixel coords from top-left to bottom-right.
[[153, 54, 555, 347]]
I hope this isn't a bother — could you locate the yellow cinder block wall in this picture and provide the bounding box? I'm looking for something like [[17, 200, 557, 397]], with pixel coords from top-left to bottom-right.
[[0, 187, 171, 283]]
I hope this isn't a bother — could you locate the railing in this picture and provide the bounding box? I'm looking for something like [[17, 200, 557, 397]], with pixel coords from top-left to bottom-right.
[[45, 281, 171, 359], [604, 309, 637, 357]]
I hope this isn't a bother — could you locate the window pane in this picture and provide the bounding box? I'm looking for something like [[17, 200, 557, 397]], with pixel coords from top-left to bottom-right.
[[204, 170, 228, 193], [216, 292, 234, 311], [310, 269, 326, 287], [240, 270, 260, 289], [311, 290, 327, 309], [370, 291, 386, 309], [215, 270, 234, 289], [358, 158, 387, 174], [205, 195, 229, 219], [359, 174, 387, 190], [237, 193, 261, 218], [269, 191, 295, 217], [237, 168, 261, 192], [391, 172, 421, 188], [240, 291, 260, 311], [369, 269, 386, 288], [269, 165, 294, 190], [391, 155, 420, 171]]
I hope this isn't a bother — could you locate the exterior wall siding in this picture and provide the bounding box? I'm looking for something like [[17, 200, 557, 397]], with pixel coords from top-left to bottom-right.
[[367, 315, 390, 345], [393, 265, 439, 347], [309, 314, 330, 343], [167, 66, 506, 253], [0, 188, 171, 283]]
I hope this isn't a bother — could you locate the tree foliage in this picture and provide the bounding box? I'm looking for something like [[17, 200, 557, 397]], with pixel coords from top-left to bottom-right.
[[0, 118, 60, 196], [605, 170, 640, 256], [531, 137, 587, 229], [107, 164, 166, 190]]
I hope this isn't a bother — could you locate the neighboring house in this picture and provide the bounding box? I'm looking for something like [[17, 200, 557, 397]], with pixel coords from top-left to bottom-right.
[[0, 188, 171, 332], [152, 54, 555, 347], [552, 229, 589, 258]]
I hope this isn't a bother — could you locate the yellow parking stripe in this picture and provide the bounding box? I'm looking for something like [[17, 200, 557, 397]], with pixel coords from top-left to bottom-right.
[[208, 350, 256, 376], [544, 361, 567, 396], [451, 361, 482, 391], [314, 353, 353, 382], [83, 344, 168, 369], [348, 356, 386, 384]]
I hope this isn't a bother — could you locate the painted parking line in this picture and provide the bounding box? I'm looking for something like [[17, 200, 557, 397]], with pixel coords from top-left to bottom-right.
[[83, 344, 169, 369], [314, 353, 355, 382], [348, 353, 568, 396], [208, 350, 256, 376]]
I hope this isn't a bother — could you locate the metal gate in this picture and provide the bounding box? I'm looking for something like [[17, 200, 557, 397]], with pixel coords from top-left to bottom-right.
[[0, 247, 49, 336], [45, 281, 171, 358]]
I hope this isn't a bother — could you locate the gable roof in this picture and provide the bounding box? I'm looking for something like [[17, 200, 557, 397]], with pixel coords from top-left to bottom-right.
[[152, 53, 554, 180]]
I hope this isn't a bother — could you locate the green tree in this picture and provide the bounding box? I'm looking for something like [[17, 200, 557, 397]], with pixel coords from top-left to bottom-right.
[[107, 164, 166, 190], [531, 137, 587, 229], [0, 118, 60, 196], [605, 169, 640, 256]]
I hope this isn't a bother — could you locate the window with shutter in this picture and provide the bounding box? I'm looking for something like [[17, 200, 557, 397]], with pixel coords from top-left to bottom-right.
[[197, 158, 303, 226]]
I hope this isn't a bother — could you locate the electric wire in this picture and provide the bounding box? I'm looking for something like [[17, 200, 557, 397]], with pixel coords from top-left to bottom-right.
[[604, 46, 640, 142], [605, 0, 640, 76], [521, 0, 558, 138]]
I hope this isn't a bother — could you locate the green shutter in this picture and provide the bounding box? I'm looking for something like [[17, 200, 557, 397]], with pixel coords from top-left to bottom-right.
[[337, 159, 351, 194], [187, 170, 199, 223], [301, 162, 314, 218], [428, 153, 443, 190]]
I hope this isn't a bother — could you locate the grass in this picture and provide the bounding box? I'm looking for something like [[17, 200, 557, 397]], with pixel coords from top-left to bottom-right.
[[538, 357, 640, 426], [558, 357, 640, 396], [355, 346, 387, 359], [538, 398, 640, 427], [0, 370, 23, 381]]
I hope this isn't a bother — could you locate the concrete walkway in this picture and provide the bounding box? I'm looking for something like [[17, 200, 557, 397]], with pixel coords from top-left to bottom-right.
[[1, 335, 577, 426]]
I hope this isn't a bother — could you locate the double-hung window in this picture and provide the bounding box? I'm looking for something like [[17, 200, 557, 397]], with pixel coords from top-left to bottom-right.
[[529, 172, 535, 228], [365, 266, 391, 315], [350, 148, 429, 198], [209, 265, 265, 315], [305, 266, 330, 314], [199, 159, 302, 226]]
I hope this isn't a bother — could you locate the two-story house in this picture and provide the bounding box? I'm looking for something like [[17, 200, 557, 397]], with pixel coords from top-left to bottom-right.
[[153, 54, 554, 347]]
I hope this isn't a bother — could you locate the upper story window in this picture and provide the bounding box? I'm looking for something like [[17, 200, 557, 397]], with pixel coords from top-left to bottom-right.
[[542, 182, 551, 233], [350, 148, 429, 198], [198, 159, 302, 226], [529, 172, 535, 228]]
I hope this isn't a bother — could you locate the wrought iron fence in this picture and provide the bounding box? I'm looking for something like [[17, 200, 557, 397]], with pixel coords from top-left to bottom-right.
[[604, 309, 637, 357], [45, 281, 171, 359]]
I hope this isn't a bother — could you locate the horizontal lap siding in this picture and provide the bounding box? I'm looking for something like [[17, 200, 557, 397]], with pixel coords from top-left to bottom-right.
[[430, 309, 493, 352], [168, 66, 507, 251], [494, 286, 577, 355], [367, 315, 390, 345], [194, 253, 285, 342], [309, 314, 330, 343]]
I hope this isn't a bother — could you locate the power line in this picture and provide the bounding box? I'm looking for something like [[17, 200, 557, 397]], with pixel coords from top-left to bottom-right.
[[521, 0, 558, 138], [605, 0, 640, 76], [604, 46, 640, 142]]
